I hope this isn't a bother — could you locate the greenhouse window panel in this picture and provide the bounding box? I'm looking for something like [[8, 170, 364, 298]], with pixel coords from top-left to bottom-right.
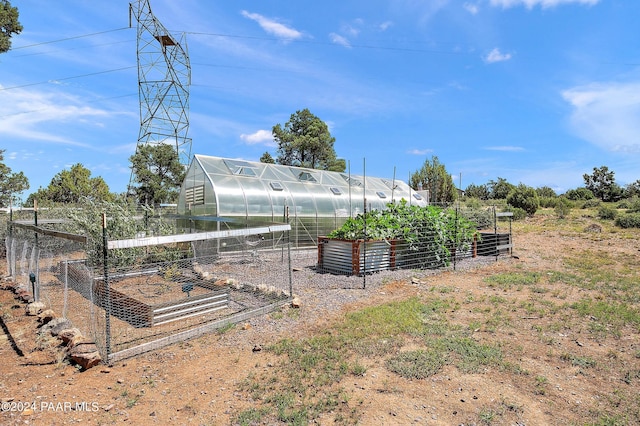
[[270, 181, 284, 191]]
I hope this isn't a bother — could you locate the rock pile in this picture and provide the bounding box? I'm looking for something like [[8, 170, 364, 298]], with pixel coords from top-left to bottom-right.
[[3, 278, 102, 370]]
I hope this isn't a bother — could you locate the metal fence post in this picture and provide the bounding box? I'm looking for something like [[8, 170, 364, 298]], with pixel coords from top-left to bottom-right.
[[362, 197, 367, 290], [63, 260, 69, 318], [33, 201, 39, 302], [8, 204, 13, 278], [453, 207, 458, 271], [287, 229, 293, 298], [102, 213, 111, 360]]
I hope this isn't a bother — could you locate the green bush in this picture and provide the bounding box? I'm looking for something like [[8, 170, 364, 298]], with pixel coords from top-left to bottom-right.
[[539, 197, 558, 208], [555, 197, 572, 219], [506, 184, 540, 216], [464, 197, 482, 210], [628, 197, 640, 213], [614, 213, 640, 228], [460, 208, 493, 230], [598, 205, 617, 220], [617, 199, 631, 209], [582, 199, 601, 209], [509, 207, 527, 221], [565, 187, 594, 201]]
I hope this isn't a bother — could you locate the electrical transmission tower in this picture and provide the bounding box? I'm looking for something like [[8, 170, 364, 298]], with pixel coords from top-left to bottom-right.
[[129, 0, 191, 191]]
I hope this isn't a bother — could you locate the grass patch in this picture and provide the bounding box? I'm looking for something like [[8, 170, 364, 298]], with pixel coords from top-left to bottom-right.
[[571, 298, 640, 337], [548, 249, 640, 304], [560, 352, 597, 368], [215, 322, 235, 334], [484, 271, 541, 290], [234, 407, 270, 426], [438, 336, 503, 373], [386, 349, 446, 379], [236, 296, 506, 423]]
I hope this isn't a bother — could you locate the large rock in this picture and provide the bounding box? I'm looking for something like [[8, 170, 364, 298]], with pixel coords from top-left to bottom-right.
[[17, 289, 33, 303], [58, 327, 83, 345], [39, 317, 72, 337], [26, 301, 45, 316], [67, 339, 102, 370], [50, 319, 74, 336], [37, 309, 56, 325]]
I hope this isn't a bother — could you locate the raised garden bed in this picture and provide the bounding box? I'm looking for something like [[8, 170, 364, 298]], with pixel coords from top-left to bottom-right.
[[93, 275, 230, 328], [476, 232, 512, 257], [317, 237, 401, 275], [63, 261, 231, 328]]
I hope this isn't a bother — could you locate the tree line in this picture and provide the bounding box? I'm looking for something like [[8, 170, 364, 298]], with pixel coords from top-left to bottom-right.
[[1, 105, 640, 214]]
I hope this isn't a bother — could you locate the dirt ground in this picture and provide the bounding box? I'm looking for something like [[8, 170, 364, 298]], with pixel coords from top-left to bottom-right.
[[1, 213, 639, 425]]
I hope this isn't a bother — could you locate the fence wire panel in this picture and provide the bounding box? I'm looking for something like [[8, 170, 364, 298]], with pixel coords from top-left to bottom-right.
[[5, 221, 103, 353], [102, 228, 292, 362]]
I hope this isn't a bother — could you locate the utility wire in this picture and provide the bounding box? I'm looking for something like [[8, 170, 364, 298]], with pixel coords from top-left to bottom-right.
[[11, 39, 135, 59], [185, 30, 464, 55], [0, 93, 138, 119], [11, 27, 132, 50], [0, 66, 137, 91]]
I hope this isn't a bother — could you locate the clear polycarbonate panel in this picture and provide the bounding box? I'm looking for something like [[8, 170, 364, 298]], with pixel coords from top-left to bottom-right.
[[215, 175, 247, 216], [239, 177, 274, 218]]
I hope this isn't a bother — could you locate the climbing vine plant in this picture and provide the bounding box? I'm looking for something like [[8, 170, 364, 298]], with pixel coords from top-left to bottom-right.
[[327, 200, 479, 268]]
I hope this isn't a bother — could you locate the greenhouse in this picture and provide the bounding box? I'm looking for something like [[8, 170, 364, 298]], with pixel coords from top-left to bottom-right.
[[177, 155, 427, 246]]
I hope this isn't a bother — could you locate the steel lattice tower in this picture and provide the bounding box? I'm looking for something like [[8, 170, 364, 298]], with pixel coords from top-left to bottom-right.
[[129, 0, 191, 183]]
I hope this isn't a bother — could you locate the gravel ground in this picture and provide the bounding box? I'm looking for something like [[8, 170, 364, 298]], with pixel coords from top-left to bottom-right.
[[217, 248, 501, 347]]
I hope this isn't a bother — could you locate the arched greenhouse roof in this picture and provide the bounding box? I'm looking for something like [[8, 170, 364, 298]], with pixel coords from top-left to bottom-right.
[[178, 154, 427, 221]]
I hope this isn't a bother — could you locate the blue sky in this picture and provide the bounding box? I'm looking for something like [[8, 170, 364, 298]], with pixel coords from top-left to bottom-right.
[[1, 0, 639, 200]]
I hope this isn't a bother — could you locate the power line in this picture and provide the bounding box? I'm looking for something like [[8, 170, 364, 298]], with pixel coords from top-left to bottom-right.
[[11, 39, 135, 59], [0, 93, 138, 119], [0, 66, 137, 91], [185, 30, 465, 56], [11, 27, 131, 50]]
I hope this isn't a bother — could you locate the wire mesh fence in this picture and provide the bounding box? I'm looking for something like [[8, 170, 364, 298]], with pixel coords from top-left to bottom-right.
[[316, 205, 513, 288], [100, 224, 292, 362], [5, 210, 293, 364], [3, 203, 513, 363], [5, 217, 97, 355]]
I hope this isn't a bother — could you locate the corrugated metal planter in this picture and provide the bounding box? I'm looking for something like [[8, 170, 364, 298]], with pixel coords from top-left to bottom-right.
[[317, 237, 401, 276]]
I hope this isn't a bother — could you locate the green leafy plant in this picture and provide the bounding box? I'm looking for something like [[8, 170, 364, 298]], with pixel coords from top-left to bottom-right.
[[327, 200, 479, 268]]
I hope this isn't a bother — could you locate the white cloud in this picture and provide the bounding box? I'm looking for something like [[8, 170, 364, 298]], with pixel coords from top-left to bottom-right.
[[240, 129, 275, 146], [379, 21, 393, 31], [484, 48, 512, 63], [562, 82, 640, 153], [240, 11, 303, 40], [407, 148, 433, 155], [329, 33, 351, 48], [490, 0, 599, 9], [464, 3, 480, 14], [343, 24, 360, 37], [0, 87, 110, 147], [484, 146, 525, 152]]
